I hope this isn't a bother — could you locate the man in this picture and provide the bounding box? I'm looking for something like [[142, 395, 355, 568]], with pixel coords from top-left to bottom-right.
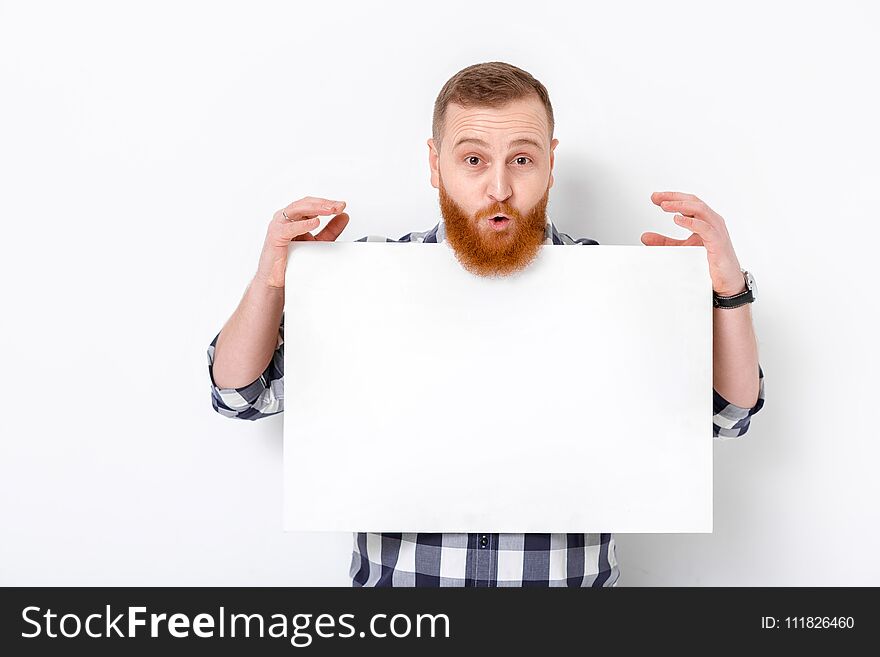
[[207, 61, 765, 587]]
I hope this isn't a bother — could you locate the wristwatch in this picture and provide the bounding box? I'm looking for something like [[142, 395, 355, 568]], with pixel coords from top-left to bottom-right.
[[713, 268, 756, 309]]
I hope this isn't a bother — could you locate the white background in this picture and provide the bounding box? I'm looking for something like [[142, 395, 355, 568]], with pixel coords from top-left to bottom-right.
[[1, 0, 877, 585]]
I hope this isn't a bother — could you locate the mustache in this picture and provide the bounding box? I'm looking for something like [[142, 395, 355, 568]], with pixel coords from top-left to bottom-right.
[[474, 204, 522, 221]]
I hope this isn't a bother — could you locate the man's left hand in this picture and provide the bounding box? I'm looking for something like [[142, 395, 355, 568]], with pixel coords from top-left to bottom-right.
[[641, 191, 746, 297]]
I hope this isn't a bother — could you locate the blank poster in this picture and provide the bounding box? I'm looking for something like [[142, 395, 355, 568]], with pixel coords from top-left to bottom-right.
[[283, 240, 712, 533]]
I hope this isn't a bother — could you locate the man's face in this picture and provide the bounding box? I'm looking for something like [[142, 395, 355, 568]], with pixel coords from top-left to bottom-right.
[[428, 95, 559, 278]]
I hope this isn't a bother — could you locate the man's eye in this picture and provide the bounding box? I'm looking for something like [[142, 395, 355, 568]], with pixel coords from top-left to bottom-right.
[[464, 156, 532, 166]]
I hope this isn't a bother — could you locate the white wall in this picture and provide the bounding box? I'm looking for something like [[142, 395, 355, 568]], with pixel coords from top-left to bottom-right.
[[1, 0, 877, 586]]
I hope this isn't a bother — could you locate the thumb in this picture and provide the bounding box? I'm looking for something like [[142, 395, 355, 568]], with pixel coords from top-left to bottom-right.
[[315, 212, 350, 242], [640, 231, 690, 247]]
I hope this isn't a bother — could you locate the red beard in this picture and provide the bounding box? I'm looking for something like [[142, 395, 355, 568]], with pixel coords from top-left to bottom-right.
[[438, 176, 550, 278]]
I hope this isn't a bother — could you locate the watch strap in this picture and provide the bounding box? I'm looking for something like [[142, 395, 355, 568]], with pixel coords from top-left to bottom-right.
[[713, 270, 754, 308]]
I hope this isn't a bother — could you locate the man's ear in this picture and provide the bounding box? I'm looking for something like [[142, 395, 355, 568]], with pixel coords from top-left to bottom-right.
[[427, 138, 440, 189], [549, 138, 559, 189]]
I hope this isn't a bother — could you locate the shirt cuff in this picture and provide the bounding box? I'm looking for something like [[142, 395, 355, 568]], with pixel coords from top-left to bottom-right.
[[206, 320, 284, 419], [713, 364, 765, 439]]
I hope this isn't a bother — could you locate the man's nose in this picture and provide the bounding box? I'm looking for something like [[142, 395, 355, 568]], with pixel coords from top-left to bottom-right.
[[486, 162, 513, 204]]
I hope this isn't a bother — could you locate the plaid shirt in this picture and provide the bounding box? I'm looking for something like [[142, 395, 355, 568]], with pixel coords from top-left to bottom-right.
[[207, 218, 766, 587]]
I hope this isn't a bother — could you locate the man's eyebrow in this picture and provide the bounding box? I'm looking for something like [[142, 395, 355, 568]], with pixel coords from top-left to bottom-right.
[[452, 137, 545, 152]]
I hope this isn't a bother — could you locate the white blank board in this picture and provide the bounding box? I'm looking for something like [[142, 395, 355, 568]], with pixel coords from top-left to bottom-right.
[[283, 240, 713, 533]]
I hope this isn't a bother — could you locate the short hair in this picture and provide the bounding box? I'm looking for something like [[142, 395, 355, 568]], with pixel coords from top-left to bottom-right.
[[432, 61, 554, 154]]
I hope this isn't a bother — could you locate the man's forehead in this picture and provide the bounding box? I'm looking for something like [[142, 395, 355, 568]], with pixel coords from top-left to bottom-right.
[[452, 135, 546, 152], [444, 99, 549, 144]]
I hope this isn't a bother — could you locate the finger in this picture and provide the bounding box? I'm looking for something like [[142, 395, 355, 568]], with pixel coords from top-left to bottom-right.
[[671, 213, 717, 242], [293, 196, 347, 211], [658, 199, 712, 220], [651, 191, 700, 206], [281, 216, 321, 238], [314, 213, 350, 242], [278, 199, 346, 222], [275, 206, 326, 224], [277, 205, 342, 223], [640, 231, 703, 247]]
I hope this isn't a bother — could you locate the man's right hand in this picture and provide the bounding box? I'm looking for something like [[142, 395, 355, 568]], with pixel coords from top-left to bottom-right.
[[256, 197, 349, 288]]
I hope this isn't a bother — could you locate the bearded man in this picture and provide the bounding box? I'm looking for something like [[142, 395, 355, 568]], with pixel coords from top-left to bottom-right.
[[207, 61, 766, 587]]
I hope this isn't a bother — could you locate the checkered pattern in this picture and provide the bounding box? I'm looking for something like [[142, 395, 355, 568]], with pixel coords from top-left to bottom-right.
[[207, 218, 766, 587], [348, 532, 618, 587]]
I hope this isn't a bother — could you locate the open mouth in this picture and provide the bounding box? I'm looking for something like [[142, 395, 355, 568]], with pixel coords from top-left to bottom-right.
[[487, 215, 511, 230]]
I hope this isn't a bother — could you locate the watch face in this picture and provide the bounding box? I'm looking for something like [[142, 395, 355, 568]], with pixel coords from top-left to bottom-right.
[[745, 271, 756, 301]]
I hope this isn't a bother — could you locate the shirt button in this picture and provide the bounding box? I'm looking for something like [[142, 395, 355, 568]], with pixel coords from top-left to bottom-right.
[[479, 534, 489, 548]]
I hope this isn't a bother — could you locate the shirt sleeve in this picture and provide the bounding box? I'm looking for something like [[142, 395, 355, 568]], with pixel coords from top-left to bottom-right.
[[206, 312, 285, 420], [713, 364, 765, 439]]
